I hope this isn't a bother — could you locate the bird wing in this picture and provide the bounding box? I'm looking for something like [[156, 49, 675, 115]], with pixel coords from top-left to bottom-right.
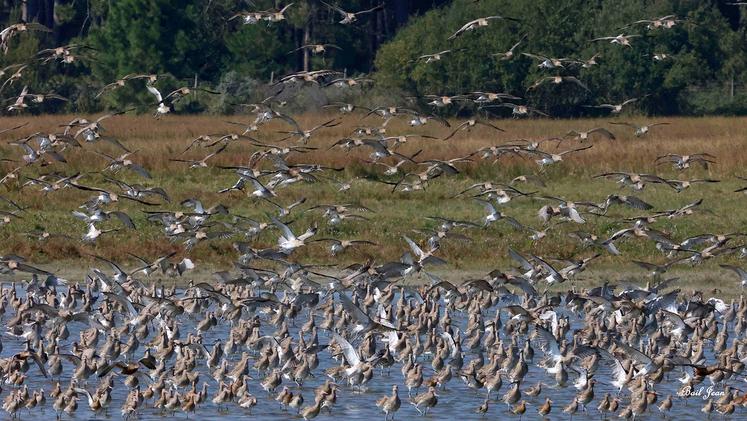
[[622, 195, 653, 210], [560, 144, 593, 155], [588, 127, 615, 139], [609, 121, 637, 128], [332, 333, 361, 367], [128, 163, 151, 179], [442, 121, 469, 140], [109, 211, 136, 229], [474, 198, 496, 214], [506, 277, 538, 296], [720, 264, 747, 280], [614, 341, 652, 366], [503, 215, 524, 230], [533, 324, 562, 362], [103, 291, 139, 319], [320, 1, 347, 15], [355, 4, 384, 15], [565, 76, 589, 90], [336, 291, 376, 328], [146, 85, 163, 103], [403, 235, 425, 259], [564, 207, 586, 224], [660, 309, 687, 331], [92, 254, 128, 278], [509, 247, 534, 272], [532, 254, 563, 279], [449, 20, 474, 39], [439, 331, 458, 358], [521, 52, 547, 61]]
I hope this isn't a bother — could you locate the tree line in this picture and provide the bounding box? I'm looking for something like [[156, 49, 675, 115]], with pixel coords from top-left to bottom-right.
[[1, 0, 746, 116]]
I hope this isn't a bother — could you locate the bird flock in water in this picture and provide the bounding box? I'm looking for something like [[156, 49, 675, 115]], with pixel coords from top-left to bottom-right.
[[1, 2, 747, 420]]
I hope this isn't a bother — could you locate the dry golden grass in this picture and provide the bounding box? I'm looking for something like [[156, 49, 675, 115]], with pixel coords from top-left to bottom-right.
[[2, 113, 746, 173], [0, 113, 745, 287]]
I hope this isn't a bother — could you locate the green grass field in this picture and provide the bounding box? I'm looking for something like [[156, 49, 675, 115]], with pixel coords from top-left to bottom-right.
[[0, 114, 745, 292]]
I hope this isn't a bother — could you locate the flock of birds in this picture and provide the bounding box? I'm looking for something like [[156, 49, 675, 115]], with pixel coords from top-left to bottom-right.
[[0, 2, 747, 421]]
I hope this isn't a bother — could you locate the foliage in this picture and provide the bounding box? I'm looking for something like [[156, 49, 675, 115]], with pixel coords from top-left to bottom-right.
[[0, 0, 746, 115], [374, 0, 747, 116]]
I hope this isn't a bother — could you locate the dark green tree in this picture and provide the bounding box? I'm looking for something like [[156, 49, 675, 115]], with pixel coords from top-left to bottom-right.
[[374, 0, 747, 116]]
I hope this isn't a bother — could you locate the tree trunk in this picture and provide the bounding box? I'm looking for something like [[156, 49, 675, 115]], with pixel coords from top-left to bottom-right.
[[44, 0, 54, 27], [394, 0, 409, 29], [22, 0, 54, 27], [303, 18, 311, 72], [22, 0, 35, 22], [368, 4, 377, 68]]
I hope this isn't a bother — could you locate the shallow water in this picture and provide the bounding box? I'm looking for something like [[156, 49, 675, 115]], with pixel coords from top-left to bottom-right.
[[0, 286, 733, 420]]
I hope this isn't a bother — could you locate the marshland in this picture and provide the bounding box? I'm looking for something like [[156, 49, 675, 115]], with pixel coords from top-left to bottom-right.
[[2, 1, 747, 420]]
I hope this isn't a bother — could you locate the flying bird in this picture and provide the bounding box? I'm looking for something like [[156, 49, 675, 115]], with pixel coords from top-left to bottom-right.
[[448, 15, 519, 40], [321, 2, 383, 25]]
